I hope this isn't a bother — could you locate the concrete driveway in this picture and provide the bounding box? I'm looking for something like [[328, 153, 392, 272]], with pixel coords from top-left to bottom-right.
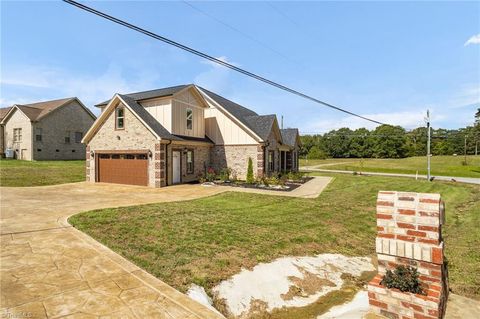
[[1, 182, 226, 319]]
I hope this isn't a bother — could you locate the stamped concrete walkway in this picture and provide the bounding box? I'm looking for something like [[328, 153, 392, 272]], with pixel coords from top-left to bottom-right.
[[1, 182, 226, 319]]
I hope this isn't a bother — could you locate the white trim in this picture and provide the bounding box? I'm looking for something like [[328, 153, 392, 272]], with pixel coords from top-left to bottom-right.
[[171, 98, 204, 109], [82, 94, 161, 144]]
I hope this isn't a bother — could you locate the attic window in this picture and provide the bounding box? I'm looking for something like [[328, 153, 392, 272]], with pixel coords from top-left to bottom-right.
[[116, 107, 125, 129], [186, 108, 193, 130]]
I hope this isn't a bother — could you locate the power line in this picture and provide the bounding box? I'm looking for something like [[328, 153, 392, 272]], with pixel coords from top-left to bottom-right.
[[182, 1, 296, 64], [63, 0, 386, 125]]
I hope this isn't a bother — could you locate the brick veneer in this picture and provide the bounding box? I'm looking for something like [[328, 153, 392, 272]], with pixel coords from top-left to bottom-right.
[[368, 191, 448, 319], [154, 142, 166, 187], [85, 145, 90, 181]]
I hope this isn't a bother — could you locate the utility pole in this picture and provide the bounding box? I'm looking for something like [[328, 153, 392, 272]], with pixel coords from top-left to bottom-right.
[[464, 135, 468, 164], [426, 110, 431, 181]]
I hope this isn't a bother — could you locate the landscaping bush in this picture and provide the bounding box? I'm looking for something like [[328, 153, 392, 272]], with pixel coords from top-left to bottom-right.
[[219, 167, 232, 182], [286, 171, 305, 182], [246, 157, 255, 184], [380, 265, 424, 294], [206, 167, 216, 182]]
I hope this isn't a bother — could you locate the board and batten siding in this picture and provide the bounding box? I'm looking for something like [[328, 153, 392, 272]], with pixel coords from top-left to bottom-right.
[[171, 88, 205, 138], [141, 98, 172, 132], [204, 107, 258, 145]]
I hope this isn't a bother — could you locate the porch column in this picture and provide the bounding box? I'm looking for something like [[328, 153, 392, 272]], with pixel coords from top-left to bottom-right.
[[283, 151, 287, 171]]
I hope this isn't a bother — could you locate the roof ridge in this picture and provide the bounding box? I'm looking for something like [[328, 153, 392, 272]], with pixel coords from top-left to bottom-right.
[[121, 84, 190, 97]]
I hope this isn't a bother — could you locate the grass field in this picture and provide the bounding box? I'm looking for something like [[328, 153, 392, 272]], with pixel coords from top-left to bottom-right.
[[70, 173, 480, 305], [300, 155, 480, 178], [0, 160, 85, 187]]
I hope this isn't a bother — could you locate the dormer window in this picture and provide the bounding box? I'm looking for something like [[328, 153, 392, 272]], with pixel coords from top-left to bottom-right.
[[186, 108, 193, 130], [116, 107, 124, 129]]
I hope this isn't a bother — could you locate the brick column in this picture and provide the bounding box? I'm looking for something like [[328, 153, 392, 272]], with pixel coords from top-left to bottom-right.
[[85, 145, 90, 182], [257, 145, 264, 177], [368, 191, 448, 319], [154, 143, 166, 187]]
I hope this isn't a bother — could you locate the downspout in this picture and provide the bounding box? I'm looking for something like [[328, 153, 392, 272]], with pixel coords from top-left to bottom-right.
[[165, 140, 172, 186]]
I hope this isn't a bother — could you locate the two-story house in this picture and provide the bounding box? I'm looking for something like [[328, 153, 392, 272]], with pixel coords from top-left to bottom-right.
[[0, 97, 95, 160], [83, 84, 301, 187]]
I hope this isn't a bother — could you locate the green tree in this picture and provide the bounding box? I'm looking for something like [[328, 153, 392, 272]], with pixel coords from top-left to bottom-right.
[[246, 157, 254, 184], [371, 125, 407, 158], [307, 146, 327, 159]]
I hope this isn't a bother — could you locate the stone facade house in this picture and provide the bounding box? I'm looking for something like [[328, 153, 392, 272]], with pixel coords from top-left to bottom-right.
[[83, 84, 301, 187], [0, 97, 95, 160]]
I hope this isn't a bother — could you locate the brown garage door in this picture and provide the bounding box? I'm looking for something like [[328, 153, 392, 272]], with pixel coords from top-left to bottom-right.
[[97, 153, 148, 186]]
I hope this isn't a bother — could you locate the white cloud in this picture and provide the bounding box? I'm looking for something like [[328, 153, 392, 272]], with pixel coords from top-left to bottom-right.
[[464, 34, 480, 46], [194, 56, 241, 93], [0, 63, 158, 111], [200, 56, 240, 68]]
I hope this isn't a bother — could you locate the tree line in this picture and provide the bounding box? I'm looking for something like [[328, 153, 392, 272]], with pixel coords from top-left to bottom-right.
[[300, 109, 480, 159]]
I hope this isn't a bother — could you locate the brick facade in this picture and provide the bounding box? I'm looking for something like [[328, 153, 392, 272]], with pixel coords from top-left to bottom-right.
[[210, 145, 258, 180], [87, 103, 158, 186], [368, 191, 448, 319]]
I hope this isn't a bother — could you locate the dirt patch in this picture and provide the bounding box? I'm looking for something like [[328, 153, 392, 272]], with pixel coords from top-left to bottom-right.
[[212, 253, 375, 318], [281, 267, 336, 301]]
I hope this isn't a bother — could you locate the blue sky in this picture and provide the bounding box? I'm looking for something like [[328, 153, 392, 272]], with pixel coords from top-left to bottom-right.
[[1, 1, 479, 133]]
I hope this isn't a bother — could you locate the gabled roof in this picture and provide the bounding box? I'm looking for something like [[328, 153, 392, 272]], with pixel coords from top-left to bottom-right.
[[117, 94, 181, 141], [1, 97, 95, 124], [280, 128, 301, 147], [91, 84, 299, 144], [95, 84, 189, 107], [0, 107, 12, 121], [244, 115, 277, 141]]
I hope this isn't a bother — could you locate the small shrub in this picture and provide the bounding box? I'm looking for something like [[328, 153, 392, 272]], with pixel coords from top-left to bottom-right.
[[230, 169, 238, 182], [219, 167, 232, 182], [256, 174, 269, 186], [269, 176, 279, 186], [206, 167, 216, 182], [380, 265, 424, 295], [246, 157, 255, 184]]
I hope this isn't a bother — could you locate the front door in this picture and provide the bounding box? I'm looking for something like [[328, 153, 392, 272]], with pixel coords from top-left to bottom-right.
[[172, 151, 181, 184]]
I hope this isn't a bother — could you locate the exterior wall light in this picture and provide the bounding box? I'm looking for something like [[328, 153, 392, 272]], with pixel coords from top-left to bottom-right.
[[148, 150, 152, 158], [90, 151, 94, 158]]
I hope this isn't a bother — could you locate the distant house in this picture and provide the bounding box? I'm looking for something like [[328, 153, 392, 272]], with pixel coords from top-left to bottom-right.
[[0, 97, 95, 160], [83, 84, 301, 187]]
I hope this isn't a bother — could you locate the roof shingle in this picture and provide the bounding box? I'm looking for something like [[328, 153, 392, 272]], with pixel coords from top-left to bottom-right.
[[280, 128, 300, 147], [96, 85, 188, 107], [118, 94, 181, 141]]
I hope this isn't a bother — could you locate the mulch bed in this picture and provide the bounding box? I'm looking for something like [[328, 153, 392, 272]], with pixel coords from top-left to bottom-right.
[[211, 176, 314, 192]]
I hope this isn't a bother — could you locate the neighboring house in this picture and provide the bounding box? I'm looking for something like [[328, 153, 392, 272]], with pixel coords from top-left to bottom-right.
[[0, 97, 96, 160], [83, 84, 301, 187]]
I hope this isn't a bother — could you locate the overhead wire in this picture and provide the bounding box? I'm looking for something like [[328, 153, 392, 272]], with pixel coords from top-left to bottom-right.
[[63, 0, 388, 126]]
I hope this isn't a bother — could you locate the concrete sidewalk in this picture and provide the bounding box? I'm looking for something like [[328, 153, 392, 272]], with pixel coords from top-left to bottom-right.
[[1, 182, 226, 319], [302, 167, 480, 185]]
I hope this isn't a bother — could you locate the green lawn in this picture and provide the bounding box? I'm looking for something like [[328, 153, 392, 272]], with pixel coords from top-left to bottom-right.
[[0, 159, 85, 187], [301, 155, 480, 178], [69, 173, 480, 304]]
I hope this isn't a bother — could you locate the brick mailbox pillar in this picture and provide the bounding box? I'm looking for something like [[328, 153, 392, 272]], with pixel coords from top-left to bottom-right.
[[368, 191, 448, 319]]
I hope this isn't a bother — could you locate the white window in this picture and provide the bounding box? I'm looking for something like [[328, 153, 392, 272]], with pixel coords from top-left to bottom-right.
[[186, 108, 193, 130], [268, 150, 274, 172], [116, 107, 125, 129], [75, 132, 83, 143], [13, 128, 22, 142], [36, 128, 42, 142], [186, 150, 194, 174], [65, 131, 71, 144]]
